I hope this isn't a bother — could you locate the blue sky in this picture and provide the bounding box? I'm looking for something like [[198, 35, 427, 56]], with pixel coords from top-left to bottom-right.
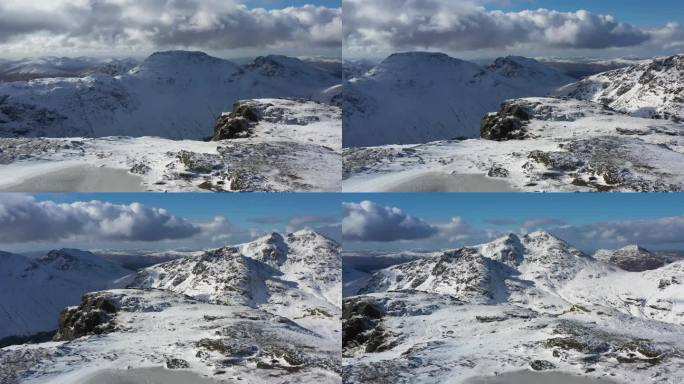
[[343, 194, 684, 252], [488, 0, 683, 27], [0, 193, 341, 252]]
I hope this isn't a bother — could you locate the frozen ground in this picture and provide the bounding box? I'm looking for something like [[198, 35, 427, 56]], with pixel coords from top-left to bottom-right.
[[344, 97, 684, 192], [343, 233, 684, 384], [0, 99, 341, 192]]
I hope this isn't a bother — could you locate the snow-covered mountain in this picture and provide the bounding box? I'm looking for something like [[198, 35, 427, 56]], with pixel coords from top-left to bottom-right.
[[0, 51, 340, 139], [344, 234, 684, 383], [594, 245, 667, 272], [1, 231, 342, 383], [0, 249, 130, 340], [559, 54, 684, 121], [343, 52, 574, 147], [128, 230, 341, 316], [0, 57, 138, 82]]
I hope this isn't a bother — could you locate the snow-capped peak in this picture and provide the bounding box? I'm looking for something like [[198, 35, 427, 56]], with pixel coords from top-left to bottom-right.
[[478, 233, 524, 266]]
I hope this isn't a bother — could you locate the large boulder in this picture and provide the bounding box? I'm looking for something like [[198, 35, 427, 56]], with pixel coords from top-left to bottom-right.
[[53, 293, 119, 341], [480, 101, 532, 141], [212, 101, 262, 141]]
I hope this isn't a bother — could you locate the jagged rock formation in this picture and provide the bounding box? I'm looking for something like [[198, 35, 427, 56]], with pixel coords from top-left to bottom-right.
[[480, 100, 532, 140]]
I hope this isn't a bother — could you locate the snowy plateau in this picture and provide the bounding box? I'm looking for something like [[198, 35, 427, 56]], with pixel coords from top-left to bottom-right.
[[0, 51, 342, 192], [343, 232, 684, 384], [343, 53, 684, 192], [0, 230, 342, 384]]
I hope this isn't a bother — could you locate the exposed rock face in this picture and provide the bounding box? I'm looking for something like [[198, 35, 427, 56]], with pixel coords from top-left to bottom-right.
[[594, 245, 667, 272], [54, 293, 119, 341], [212, 100, 261, 140], [480, 101, 532, 141], [343, 297, 396, 354]]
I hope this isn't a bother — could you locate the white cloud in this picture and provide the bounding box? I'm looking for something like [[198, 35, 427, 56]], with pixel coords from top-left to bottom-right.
[[342, 200, 437, 242], [553, 216, 684, 248], [0, 0, 341, 56], [344, 0, 668, 55], [0, 195, 200, 243]]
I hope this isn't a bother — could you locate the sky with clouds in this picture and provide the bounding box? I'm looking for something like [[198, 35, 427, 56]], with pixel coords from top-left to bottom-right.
[[344, 0, 684, 59], [343, 194, 684, 253], [0, 0, 341, 59], [0, 193, 341, 252]]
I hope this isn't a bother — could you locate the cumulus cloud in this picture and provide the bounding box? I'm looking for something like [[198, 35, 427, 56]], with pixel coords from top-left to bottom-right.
[[343, 201, 437, 242], [0, 0, 341, 55], [0, 195, 200, 243], [344, 0, 665, 55]]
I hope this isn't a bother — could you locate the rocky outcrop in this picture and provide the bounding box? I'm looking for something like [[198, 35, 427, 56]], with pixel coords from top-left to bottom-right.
[[594, 245, 666, 272], [212, 101, 261, 141], [480, 101, 532, 141], [54, 293, 119, 341], [343, 297, 397, 354]]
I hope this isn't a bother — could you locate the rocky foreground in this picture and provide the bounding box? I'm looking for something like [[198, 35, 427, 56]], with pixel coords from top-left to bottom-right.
[[0, 98, 341, 192]]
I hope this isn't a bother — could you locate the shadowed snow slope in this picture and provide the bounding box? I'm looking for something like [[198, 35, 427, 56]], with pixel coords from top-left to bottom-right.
[[0, 249, 130, 338], [343, 53, 574, 147], [0, 51, 339, 139]]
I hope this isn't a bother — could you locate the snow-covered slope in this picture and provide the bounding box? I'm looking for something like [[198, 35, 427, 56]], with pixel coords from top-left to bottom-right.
[[343, 52, 574, 147], [129, 230, 341, 321], [559, 54, 684, 121], [344, 96, 684, 192], [0, 249, 130, 339], [0, 51, 340, 139], [1, 289, 341, 384], [344, 234, 684, 383], [0, 98, 341, 192]]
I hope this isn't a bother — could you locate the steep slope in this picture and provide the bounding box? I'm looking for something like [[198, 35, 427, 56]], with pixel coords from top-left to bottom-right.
[[343, 52, 574, 147], [360, 248, 512, 304], [0, 249, 130, 339], [1, 289, 342, 384], [0, 51, 339, 139], [594, 245, 667, 272], [129, 231, 342, 317], [559, 54, 684, 121]]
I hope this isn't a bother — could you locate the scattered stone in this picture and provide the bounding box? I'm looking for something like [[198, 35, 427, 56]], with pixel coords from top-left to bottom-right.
[[529, 359, 556, 371]]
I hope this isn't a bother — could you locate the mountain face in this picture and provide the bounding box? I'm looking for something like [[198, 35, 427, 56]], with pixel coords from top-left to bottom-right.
[[559, 54, 684, 121], [129, 230, 341, 315], [343, 52, 574, 147], [344, 234, 684, 384], [594, 245, 667, 272], [0, 51, 340, 139], [0, 249, 130, 339], [0, 57, 138, 82], [357, 232, 591, 303]]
